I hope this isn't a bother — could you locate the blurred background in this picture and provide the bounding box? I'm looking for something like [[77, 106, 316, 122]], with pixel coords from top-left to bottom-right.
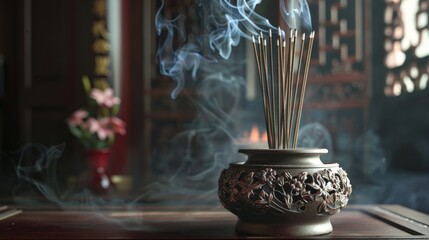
[[0, 0, 428, 213]]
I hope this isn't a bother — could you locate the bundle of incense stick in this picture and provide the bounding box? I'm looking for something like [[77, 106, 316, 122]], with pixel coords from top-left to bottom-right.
[[252, 27, 315, 149]]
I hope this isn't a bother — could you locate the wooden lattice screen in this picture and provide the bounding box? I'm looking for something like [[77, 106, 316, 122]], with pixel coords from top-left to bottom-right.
[[305, 0, 368, 109], [384, 0, 429, 96]]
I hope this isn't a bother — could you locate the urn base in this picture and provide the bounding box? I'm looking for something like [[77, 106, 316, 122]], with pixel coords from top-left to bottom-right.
[[236, 218, 332, 236]]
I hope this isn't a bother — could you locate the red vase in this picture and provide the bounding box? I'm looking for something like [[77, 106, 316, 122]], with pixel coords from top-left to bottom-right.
[[84, 149, 114, 194]]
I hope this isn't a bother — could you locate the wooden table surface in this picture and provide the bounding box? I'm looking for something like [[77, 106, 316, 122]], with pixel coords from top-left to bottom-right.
[[0, 204, 428, 239]]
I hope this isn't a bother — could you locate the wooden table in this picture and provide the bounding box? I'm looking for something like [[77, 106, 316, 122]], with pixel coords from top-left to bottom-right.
[[0, 205, 428, 239]]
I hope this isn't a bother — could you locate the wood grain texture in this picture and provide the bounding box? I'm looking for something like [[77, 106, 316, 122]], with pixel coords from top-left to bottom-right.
[[0, 205, 428, 239]]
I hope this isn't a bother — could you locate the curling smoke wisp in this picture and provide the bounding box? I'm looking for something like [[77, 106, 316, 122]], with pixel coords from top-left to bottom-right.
[[156, 0, 312, 99]]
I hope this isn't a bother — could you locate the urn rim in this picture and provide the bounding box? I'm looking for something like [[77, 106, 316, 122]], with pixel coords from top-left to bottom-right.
[[238, 147, 328, 155], [229, 161, 339, 169]]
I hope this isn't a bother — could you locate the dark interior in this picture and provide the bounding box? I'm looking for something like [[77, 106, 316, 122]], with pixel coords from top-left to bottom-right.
[[0, 0, 428, 214]]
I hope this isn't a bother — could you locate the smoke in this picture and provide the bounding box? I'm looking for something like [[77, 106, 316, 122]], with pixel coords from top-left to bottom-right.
[[280, 0, 312, 32], [10, 143, 160, 230], [151, 0, 316, 204], [12, 143, 65, 206], [156, 0, 311, 99], [146, 67, 247, 204], [12, 144, 96, 206], [9, 0, 316, 212]]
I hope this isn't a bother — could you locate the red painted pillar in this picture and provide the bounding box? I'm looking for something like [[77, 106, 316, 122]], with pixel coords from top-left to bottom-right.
[[111, 0, 131, 174]]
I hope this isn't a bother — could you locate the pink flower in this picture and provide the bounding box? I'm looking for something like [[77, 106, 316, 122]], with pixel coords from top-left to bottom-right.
[[67, 109, 88, 126], [86, 117, 126, 140], [86, 118, 107, 140], [110, 117, 127, 135], [90, 88, 120, 108]]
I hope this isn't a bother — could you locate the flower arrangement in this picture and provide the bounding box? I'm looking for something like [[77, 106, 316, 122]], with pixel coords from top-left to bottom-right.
[[67, 76, 126, 149]]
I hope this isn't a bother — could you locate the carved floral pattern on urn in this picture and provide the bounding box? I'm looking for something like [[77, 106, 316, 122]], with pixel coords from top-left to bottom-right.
[[218, 167, 352, 215]]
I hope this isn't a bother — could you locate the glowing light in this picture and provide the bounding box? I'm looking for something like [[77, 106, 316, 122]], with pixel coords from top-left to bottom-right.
[[419, 74, 428, 90], [410, 66, 419, 78], [385, 42, 405, 68], [393, 81, 402, 96], [261, 131, 268, 142], [416, 29, 429, 58], [417, 12, 427, 29], [400, 0, 419, 50], [249, 125, 260, 142], [242, 125, 267, 143], [393, 26, 403, 39], [403, 76, 415, 92]]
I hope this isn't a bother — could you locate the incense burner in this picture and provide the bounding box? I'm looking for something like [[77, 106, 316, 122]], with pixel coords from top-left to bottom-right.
[[218, 148, 352, 236]]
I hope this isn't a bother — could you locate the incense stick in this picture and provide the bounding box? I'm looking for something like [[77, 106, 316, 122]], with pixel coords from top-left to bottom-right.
[[291, 33, 306, 148], [276, 39, 282, 149], [276, 30, 283, 148], [251, 28, 315, 149], [286, 31, 295, 148], [263, 37, 274, 148], [261, 33, 274, 148], [252, 36, 271, 148], [269, 29, 276, 148], [293, 31, 315, 148]]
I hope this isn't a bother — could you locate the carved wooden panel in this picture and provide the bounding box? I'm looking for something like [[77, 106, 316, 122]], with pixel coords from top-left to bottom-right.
[[306, 0, 368, 108], [295, 1, 370, 174], [384, 0, 429, 96], [308, 0, 365, 74]]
